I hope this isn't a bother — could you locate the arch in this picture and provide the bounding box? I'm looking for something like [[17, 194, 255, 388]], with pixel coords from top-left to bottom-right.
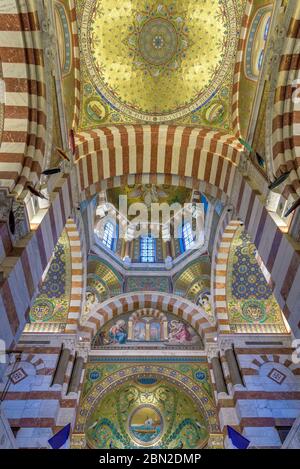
[[0, 0, 47, 196], [74, 123, 300, 337], [64, 218, 84, 333], [75, 125, 243, 199], [80, 173, 231, 205], [249, 355, 299, 376], [270, 4, 300, 199], [213, 220, 241, 333], [74, 365, 218, 437], [80, 292, 216, 343]]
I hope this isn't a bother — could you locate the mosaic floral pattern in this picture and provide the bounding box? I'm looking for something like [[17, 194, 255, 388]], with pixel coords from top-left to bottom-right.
[[29, 230, 71, 328], [74, 359, 219, 449], [227, 228, 287, 333], [126, 276, 170, 293]]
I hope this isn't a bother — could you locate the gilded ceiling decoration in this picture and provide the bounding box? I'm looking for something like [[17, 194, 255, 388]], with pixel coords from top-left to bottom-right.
[[106, 184, 192, 213], [76, 0, 247, 130]]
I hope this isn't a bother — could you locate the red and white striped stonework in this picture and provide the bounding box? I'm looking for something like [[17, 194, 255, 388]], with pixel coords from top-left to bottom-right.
[[79, 292, 217, 344], [212, 219, 241, 334], [65, 218, 84, 333], [0, 175, 73, 351], [271, 5, 300, 199], [74, 125, 300, 337], [0, 341, 85, 448], [69, 0, 80, 130], [208, 342, 300, 448], [0, 0, 47, 196], [75, 125, 243, 196], [230, 170, 300, 336], [231, 0, 253, 137]]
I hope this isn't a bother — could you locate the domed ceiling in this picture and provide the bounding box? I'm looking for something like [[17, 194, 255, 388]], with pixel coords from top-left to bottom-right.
[[76, 0, 247, 130]]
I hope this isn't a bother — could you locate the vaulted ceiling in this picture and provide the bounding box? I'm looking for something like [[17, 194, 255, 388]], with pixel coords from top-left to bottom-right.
[[75, 0, 247, 131]]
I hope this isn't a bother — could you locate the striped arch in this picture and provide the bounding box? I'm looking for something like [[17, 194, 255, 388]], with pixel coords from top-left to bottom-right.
[[271, 4, 300, 199], [213, 217, 241, 334], [10, 352, 46, 377], [231, 0, 253, 136], [250, 354, 300, 376], [74, 124, 300, 337], [65, 218, 84, 333], [0, 0, 47, 196], [75, 125, 243, 198], [79, 173, 231, 205], [80, 292, 217, 343]]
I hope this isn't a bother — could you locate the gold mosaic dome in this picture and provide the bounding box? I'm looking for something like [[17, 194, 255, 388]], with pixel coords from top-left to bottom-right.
[[80, 0, 239, 123]]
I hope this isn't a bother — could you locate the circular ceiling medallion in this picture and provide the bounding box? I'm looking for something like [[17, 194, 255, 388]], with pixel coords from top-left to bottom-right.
[[81, 0, 238, 123], [128, 405, 164, 446], [138, 18, 178, 66]]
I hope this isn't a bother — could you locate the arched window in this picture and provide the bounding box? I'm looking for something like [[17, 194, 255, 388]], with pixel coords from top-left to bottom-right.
[[182, 222, 194, 251], [140, 236, 156, 263], [102, 221, 114, 250]]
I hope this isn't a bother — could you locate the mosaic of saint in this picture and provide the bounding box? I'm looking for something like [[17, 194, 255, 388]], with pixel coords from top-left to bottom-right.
[[92, 310, 203, 349]]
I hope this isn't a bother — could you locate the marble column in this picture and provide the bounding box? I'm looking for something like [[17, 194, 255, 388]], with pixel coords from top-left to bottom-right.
[[211, 354, 227, 394], [225, 347, 244, 386], [52, 348, 71, 386], [68, 355, 84, 394]]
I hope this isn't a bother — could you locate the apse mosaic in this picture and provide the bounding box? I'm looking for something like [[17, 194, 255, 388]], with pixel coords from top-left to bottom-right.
[[76, 0, 247, 130], [73, 359, 221, 449], [27, 230, 71, 332], [227, 227, 287, 334], [106, 185, 192, 216], [92, 310, 204, 350]]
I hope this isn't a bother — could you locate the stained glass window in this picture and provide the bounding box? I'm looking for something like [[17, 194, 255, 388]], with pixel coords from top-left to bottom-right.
[[102, 222, 114, 250], [183, 222, 194, 251], [140, 236, 156, 263]]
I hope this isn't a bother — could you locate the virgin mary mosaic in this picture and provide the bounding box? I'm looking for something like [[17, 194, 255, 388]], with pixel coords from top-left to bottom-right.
[[92, 310, 203, 349]]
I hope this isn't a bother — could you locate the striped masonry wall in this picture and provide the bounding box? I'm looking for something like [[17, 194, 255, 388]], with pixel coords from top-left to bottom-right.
[[0, 340, 85, 448], [272, 5, 300, 199], [230, 170, 300, 336], [208, 343, 300, 448], [0, 0, 47, 196], [75, 126, 242, 198], [65, 217, 84, 333], [0, 174, 73, 351]]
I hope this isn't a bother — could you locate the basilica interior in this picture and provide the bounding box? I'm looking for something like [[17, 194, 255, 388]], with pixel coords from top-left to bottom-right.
[[0, 0, 300, 450]]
